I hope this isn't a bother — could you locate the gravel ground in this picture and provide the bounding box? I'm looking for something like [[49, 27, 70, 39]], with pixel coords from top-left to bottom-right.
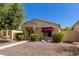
[[0, 42, 79, 56]]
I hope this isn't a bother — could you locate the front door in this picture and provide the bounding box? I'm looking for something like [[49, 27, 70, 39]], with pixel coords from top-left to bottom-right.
[[28, 28, 32, 37], [26, 27, 33, 38]]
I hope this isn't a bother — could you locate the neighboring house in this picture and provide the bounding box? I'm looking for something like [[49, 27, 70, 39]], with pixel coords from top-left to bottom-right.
[[63, 21, 79, 42], [72, 21, 79, 31], [0, 30, 23, 40], [22, 19, 61, 40], [11, 30, 23, 39]]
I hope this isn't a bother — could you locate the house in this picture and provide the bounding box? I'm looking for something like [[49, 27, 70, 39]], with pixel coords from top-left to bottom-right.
[[22, 19, 61, 40], [0, 30, 23, 40], [63, 21, 79, 42], [72, 21, 79, 31]]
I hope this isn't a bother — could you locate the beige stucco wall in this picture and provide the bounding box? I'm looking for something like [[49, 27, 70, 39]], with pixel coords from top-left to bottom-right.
[[22, 20, 60, 40], [63, 31, 79, 42], [73, 23, 79, 31], [11, 30, 23, 39]]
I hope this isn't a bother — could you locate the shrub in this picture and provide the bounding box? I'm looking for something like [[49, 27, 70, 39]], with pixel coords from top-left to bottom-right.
[[15, 33, 24, 41], [52, 32, 64, 43], [30, 33, 39, 41]]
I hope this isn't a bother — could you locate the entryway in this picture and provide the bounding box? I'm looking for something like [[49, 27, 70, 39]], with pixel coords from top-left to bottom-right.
[[25, 27, 34, 39], [41, 27, 53, 41]]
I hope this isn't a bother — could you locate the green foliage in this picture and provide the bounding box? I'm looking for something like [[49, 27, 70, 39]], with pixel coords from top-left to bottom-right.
[[0, 3, 24, 30], [15, 33, 24, 41], [52, 32, 64, 43], [62, 27, 71, 31], [30, 33, 39, 41]]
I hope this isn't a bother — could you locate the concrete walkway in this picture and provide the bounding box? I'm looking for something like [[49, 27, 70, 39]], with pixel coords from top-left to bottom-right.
[[0, 40, 28, 56], [0, 41, 27, 50], [0, 41, 27, 56], [0, 54, 5, 56]]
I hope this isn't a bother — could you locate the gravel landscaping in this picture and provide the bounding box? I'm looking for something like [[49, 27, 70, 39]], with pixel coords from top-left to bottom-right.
[[0, 42, 79, 56]]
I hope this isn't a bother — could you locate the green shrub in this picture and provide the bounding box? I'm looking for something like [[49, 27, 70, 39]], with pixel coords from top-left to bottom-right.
[[15, 33, 24, 41], [52, 32, 64, 43], [30, 33, 39, 41]]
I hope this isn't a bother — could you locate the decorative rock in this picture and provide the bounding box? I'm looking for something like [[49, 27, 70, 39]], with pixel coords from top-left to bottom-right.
[[41, 40, 46, 43], [47, 40, 51, 43]]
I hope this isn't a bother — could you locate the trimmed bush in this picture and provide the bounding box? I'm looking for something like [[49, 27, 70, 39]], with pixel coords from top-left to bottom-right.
[[30, 33, 39, 41], [15, 33, 24, 41], [52, 32, 64, 43]]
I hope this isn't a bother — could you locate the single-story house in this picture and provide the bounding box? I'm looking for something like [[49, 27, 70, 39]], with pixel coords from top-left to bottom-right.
[[72, 21, 79, 31], [22, 19, 61, 40]]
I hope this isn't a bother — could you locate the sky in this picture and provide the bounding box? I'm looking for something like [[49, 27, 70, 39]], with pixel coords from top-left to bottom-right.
[[22, 3, 79, 28]]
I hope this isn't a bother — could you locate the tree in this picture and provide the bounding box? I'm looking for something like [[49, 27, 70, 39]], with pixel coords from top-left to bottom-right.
[[0, 4, 9, 30], [0, 3, 24, 39], [7, 4, 24, 29], [62, 27, 72, 31], [0, 4, 10, 38]]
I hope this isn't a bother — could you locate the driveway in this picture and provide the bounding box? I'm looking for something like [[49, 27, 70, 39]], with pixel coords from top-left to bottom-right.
[[0, 41, 79, 56]]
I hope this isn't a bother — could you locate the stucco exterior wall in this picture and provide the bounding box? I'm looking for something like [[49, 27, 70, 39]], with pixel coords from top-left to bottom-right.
[[11, 30, 23, 39], [73, 23, 79, 31], [63, 31, 79, 42], [22, 19, 60, 40]]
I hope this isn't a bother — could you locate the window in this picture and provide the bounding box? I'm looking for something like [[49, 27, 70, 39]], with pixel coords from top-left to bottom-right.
[[48, 32, 52, 37], [43, 32, 52, 37], [43, 32, 47, 37]]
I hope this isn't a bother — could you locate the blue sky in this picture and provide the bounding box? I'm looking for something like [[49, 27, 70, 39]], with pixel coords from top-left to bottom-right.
[[22, 3, 79, 28]]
